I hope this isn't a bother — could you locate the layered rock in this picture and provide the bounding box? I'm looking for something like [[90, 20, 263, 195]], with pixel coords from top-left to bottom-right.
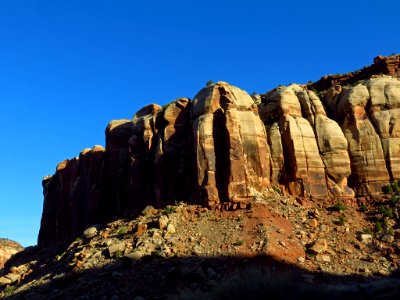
[[0, 239, 23, 269], [258, 85, 353, 198], [192, 82, 270, 205], [38, 57, 400, 247], [39, 146, 106, 246], [128, 100, 191, 208], [324, 76, 400, 194]]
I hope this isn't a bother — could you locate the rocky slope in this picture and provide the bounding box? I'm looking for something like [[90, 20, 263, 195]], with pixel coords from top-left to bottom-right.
[[2, 190, 400, 299], [0, 239, 23, 269], [38, 54, 400, 247]]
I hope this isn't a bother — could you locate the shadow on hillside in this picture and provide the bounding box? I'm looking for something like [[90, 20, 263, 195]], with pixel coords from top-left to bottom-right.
[[2, 244, 400, 300]]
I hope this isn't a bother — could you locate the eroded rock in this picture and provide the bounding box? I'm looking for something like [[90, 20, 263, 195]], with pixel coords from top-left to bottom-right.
[[192, 82, 270, 205], [259, 84, 353, 198], [324, 76, 400, 194], [38, 59, 400, 246]]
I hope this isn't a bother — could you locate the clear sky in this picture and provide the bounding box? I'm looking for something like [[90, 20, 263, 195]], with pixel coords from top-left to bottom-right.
[[0, 0, 399, 247]]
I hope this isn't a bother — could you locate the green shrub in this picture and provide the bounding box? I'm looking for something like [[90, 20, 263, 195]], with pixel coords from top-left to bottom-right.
[[3, 286, 14, 297], [206, 80, 214, 87], [272, 185, 282, 195], [375, 221, 383, 232], [383, 184, 393, 194], [233, 240, 244, 246], [392, 181, 399, 193], [332, 202, 346, 212], [163, 206, 176, 215], [338, 215, 346, 226], [236, 215, 244, 222], [364, 227, 373, 235], [360, 203, 368, 212], [117, 225, 127, 236], [379, 205, 393, 218], [390, 195, 399, 205], [114, 250, 123, 258], [387, 227, 395, 236]]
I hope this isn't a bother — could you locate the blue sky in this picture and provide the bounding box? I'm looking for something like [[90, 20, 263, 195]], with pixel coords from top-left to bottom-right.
[[0, 0, 399, 247]]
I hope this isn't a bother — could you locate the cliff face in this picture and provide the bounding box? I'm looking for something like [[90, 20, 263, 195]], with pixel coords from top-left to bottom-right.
[[38, 55, 400, 247], [324, 76, 400, 195], [0, 239, 23, 269], [258, 84, 354, 199]]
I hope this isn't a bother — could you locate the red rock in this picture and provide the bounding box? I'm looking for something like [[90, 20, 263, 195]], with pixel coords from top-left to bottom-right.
[[0, 239, 23, 269], [135, 223, 147, 237], [37, 56, 400, 247], [192, 82, 270, 204]]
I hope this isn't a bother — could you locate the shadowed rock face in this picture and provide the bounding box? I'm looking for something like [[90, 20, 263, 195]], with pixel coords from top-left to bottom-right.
[[39, 146, 106, 246], [38, 57, 400, 247]]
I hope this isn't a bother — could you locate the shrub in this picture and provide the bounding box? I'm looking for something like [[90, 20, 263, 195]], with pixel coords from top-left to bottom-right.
[[360, 203, 368, 212], [390, 195, 399, 206], [379, 205, 393, 218], [273, 186, 282, 195], [364, 227, 373, 235], [114, 250, 123, 258], [117, 226, 127, 236], [234, 240, 244, 246], [332, 202, 346, 212], [3, 286, 14, 297], [383, 184, 393, 194], [163, 206, 176, 215], [338, 215, 346, 226], [375, 221, 383, 232], [392, 181, 400, 193], [206, 80, 214, 87]]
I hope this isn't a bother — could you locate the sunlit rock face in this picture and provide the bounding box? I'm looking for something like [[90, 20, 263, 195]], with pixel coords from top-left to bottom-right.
[[325, 76, 400, 195], [0, 239, 24, 269], [192, 82, 270, 206], [258, 84, 353, 199], [38, 55, 400, 247]]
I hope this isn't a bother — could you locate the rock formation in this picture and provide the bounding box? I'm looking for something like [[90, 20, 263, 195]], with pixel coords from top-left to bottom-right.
[[309, 54, 400, 91], [324, 76, 400, 195], [0, 239, 23, 269], [258, 84, 353, 199], [192, 83, 270, 206], [38, 55, 400, 247]]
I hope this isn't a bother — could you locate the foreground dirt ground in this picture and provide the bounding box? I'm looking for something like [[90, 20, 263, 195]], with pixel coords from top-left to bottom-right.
[[1, 192, 400, 299]]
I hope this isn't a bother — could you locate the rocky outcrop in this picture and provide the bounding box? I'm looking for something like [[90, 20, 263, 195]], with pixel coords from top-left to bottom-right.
[[309, 54, 400, 91], [192, 82, 270, 206], [39, 146, 106, 246], [38, 56, 400, 247], [324, 76, 400, 195], [0, 239, 23, 269], [258, 85, 353, 198]]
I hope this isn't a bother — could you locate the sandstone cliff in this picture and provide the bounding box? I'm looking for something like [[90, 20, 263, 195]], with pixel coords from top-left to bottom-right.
[[0, 239, 23, 269], [38, 55, 400, 247]]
